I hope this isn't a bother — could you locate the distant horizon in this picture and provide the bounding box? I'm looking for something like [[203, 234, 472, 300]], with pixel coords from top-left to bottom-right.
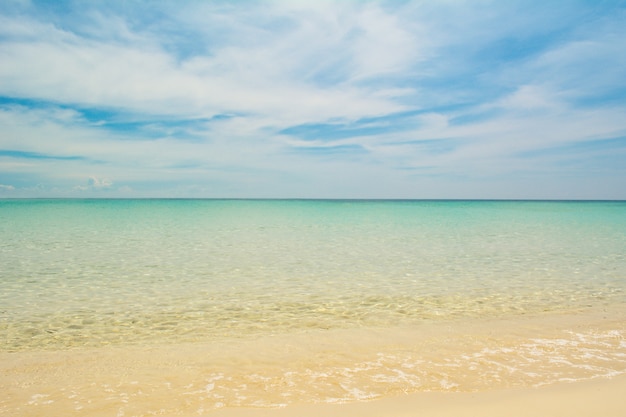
[[2, 197, 625, 203], [1, 1, 625, 200]]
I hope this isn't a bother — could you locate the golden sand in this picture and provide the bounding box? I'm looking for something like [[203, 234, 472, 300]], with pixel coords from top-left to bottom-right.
[[211, 375, 626, 417], [2, 306, 625, 416]]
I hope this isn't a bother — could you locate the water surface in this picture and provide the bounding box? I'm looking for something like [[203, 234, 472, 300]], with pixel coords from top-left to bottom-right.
[[1, 199, 625, 413]]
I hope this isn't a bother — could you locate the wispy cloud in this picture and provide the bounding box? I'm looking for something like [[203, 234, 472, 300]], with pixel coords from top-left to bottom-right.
[[0, 0, 625, 198]]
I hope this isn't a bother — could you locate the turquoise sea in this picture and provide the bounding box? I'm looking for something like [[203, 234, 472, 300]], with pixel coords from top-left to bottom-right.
[[2, 199, 625, 350], [1, 199, 626, 412]]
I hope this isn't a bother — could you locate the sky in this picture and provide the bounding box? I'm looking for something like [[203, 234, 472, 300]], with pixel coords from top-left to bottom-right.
[[1, 0, 625, 199]]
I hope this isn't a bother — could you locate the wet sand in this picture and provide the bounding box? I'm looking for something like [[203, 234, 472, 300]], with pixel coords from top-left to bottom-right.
[[212, 375, 626, 417], [2, 307, 625, 416]]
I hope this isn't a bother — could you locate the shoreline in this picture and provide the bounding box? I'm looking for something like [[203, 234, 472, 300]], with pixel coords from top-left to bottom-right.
[[2, 306, 626, 416], [210, 374, 626, 417]]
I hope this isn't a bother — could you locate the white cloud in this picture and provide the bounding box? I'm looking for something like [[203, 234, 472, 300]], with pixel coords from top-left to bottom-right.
[[0, 5, 411, 127], [88, 176, 112, 188], [498, 85, 563, 111], [73, 176, 113, 192], [0, 1, 625, 199]]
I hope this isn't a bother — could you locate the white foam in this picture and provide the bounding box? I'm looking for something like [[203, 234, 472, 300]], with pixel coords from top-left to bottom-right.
[[439, 378, 459, 390], [339, 384, 377, 401], [28, 393, 52, 405]]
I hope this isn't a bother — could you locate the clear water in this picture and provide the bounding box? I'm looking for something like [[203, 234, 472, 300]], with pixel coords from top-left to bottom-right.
[[1, 199, 625, 351], [1, 199, 626, 414]]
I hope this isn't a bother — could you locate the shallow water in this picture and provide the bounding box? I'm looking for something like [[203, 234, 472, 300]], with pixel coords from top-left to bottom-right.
[[2, 199, 625, 350], [1, 199, 626, 414]]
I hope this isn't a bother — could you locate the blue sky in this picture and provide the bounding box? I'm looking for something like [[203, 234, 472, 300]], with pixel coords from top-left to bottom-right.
[[1, 0, 625, 199]]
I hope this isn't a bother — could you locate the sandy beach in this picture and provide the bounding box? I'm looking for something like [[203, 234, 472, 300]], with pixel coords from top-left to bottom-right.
[[3, 0, 626, 412], [3, 201, 626, 417], [212, 375, 626, 417], [3, 307, 626, 417], [5, 353, 624, 416]]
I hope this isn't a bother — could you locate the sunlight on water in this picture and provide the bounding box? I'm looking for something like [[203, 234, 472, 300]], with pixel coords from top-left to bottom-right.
[[1, 199, 625, 414], [2, 200, 625, 351]]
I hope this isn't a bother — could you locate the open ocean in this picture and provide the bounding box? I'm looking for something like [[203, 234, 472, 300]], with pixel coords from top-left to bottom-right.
[[2, 199, 626, 413]]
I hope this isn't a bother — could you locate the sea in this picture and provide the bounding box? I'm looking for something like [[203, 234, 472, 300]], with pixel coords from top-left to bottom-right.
[[1, 199, 626, 415]]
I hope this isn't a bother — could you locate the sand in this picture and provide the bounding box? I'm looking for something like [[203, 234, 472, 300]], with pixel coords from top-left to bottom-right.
[[211, 375, 626, 417], [3, 350, 625, 416], [3, 307, 625, 416]]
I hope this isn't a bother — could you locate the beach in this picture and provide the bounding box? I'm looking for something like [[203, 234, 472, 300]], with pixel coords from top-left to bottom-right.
[[3, 305, 625, 416], [3, 0, 626, 414], [2, 200, 625, 416], [211, 375, 626, 417], [5, 370, 626, 417], [4, 352, 626, 417]]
